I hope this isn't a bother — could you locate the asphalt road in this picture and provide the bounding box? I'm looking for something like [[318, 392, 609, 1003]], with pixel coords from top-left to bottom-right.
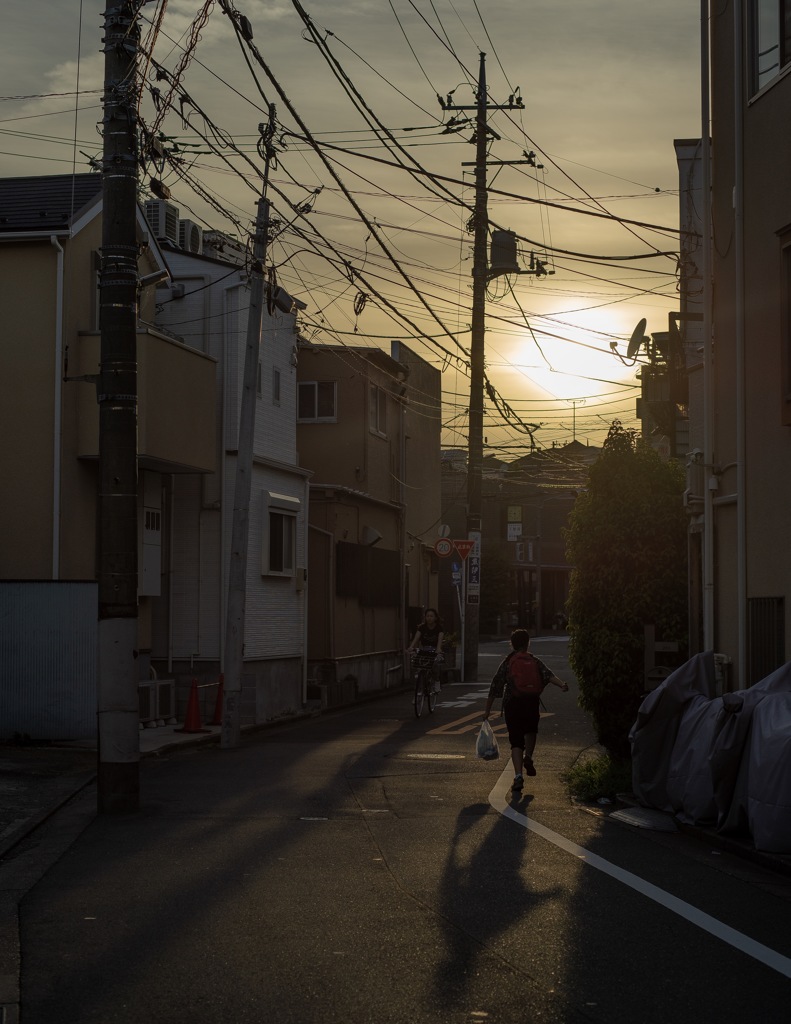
[[15, 639, 791, 1022]]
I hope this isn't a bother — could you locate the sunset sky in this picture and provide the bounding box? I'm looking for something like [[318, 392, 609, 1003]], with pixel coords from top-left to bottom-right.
[[1, 1, 703, 453]]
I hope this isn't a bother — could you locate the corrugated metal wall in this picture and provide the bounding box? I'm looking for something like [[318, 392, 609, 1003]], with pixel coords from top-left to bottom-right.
[[0, 581, 97, 740]]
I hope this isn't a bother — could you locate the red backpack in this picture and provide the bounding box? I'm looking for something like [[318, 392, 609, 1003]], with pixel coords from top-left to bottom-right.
[[507, 651, 545, 696]]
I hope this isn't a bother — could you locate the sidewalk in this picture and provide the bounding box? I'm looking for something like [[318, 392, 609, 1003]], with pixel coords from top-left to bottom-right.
[[1, 721, 252, 860]]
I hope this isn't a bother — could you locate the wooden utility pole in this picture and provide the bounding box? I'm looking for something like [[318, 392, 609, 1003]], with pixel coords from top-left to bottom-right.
[[440, 54, 525, 680], [97, 1, 141, 812], [222, 111, 277, 748]]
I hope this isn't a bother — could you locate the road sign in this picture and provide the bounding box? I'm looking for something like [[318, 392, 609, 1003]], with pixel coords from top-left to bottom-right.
[[434, 538, 453, 557], [453, 539, 475, 560], [466, 531, 481, 605]]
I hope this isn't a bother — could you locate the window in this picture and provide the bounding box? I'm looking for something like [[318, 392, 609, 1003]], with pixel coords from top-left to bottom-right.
[[298, 381, 336, 421], [369, 383, 387, 436], [269, 511, 295, 573], [272, 367, 281, 406], [749, 0, 791, 93], [263, 491, 300, 575]]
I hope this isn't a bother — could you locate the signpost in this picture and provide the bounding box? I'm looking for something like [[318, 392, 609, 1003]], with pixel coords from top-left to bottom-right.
[[449, 539, 479, 682], [466, 532, 481, 607]]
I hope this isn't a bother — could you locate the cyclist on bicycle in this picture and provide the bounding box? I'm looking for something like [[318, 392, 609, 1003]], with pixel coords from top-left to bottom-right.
[[406, 608, 444, 694]]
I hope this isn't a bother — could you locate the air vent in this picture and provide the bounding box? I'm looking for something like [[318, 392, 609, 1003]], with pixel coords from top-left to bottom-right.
[[178, 219, 203, 254], [144, 199, 180, 243]]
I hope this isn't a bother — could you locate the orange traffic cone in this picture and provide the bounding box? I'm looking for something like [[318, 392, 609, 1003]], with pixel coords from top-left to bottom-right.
[[175, 678, 210, 734], [209, 674, 224, 726]]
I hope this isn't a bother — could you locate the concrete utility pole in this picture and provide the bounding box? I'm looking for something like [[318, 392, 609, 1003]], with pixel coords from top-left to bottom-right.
[[97, 1, 141, 812], [440, 54, 525, 680], [222, 110, 277, 748]]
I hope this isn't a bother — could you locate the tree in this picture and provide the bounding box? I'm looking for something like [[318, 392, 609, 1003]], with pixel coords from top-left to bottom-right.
[[565, 422, 688, 759]]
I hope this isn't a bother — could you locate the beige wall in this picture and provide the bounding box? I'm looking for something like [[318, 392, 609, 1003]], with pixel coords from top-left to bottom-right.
[[1, 210, 216, 584], [297, 347, 405, 504], [75, 331, 216, 472], [0, 241, 61, 576], [393, 342, 442, 613], [307, 491, 402, 662]]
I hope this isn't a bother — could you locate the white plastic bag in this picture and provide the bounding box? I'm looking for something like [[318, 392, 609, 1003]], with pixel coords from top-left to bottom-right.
[[476, 719, 500, 760]]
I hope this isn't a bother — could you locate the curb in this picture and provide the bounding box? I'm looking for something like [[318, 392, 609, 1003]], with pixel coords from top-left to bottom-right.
[[674, 820, 791, 878]]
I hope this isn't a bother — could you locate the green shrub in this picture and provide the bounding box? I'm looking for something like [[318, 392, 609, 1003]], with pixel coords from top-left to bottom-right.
[[562, 753, 633, 802], [565, 422, 688, 759]]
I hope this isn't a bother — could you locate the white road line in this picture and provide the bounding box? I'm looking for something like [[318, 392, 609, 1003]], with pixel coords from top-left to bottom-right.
[[488, 768, 791, 980]]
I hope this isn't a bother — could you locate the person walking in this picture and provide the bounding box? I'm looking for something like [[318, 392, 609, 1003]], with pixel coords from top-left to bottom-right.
[[482, 628, 569, 791], [406, 608, 444, 693]]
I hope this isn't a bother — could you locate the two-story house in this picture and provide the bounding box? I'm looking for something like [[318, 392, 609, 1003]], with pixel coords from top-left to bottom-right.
[[297, 341, 441, 706], [0, 174, 216, 739], [150, 211, 310, 725]]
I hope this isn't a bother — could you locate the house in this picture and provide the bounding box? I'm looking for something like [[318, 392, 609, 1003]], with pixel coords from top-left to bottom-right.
[[297, 341, 441, 705], [440, 443, 590, 637], [150, 215, 310, 725], [702, 4, 791, 684], [0, 174, 216, 738]]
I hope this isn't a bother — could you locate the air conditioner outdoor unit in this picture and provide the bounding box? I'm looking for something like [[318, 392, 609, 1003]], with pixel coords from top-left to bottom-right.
[[178, 219, 203, 254], [144, 199, 180, 244], [138, 681, 156, 723], [156, 680, 176, 722]]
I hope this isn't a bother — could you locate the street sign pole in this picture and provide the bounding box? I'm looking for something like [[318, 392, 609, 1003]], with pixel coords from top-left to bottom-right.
[[459, 563, 466, 684]]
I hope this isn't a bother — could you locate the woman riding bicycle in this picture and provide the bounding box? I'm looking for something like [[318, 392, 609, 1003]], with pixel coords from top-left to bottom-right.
[[406, 608, 444, 694]]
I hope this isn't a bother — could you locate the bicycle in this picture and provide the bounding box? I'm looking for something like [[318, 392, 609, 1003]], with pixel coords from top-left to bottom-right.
[[411, 650, 441, 718]]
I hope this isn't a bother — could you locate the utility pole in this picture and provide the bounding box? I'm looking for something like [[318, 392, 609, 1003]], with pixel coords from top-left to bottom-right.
[[440, 54, 525, 679], [222, 110, 277, 748], [97, 1, 141, 812]]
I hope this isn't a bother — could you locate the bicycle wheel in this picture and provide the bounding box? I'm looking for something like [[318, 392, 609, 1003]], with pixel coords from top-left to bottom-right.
[[413, 670, 425, 718], [427, 673, 438, 713]]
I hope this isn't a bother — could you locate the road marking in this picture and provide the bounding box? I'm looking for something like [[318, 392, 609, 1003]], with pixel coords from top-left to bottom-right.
[[428, 711, 505, 736], [428, 710, 553, 736], [406, 753, 466, 760], [488, 769, 791, 980]]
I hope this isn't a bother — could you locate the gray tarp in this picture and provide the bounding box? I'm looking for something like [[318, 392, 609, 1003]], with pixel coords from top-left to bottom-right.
[[629, 651, 717, 812], [631, 656, 791, 852], [745, 692, 791, 852], [665, 693, 721, 825]]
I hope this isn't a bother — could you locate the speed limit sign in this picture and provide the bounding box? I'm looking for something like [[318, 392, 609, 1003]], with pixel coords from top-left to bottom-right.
[[434, 538, 453, 557]]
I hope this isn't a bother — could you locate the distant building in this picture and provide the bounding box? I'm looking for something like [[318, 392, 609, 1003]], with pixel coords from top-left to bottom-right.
[[297, 341, 441, 705], [440, 442, 594, 637]]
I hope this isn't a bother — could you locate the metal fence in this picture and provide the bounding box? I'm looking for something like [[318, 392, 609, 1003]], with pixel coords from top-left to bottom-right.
[[0, 581, 97, 740]]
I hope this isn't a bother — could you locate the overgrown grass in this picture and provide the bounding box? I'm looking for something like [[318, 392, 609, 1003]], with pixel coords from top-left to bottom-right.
[[562, 752, 633, 802]]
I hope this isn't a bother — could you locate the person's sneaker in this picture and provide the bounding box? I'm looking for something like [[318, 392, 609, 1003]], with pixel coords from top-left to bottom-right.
[[512, 774, 524, 792], [524, 757, 537, 777]]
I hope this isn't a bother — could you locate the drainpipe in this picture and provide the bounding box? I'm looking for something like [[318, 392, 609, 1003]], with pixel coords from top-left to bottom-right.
[[701, 0, 715, 651], [399, 394, 407, 656], [734, 0, 747, 684], [302, 473, 310, 704], [219, 281, 237, 670], [168, 474, 175, 674], [50, 235, 64, 579]]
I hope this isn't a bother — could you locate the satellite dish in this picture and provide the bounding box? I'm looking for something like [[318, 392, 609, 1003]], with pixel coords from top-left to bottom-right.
[[626, 318, 648, 361]]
